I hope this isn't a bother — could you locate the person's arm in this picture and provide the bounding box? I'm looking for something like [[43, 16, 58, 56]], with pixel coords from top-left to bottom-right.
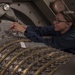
[[24, 27, 52, 46], [10, 22, 54, 45], [10, 22, 27, 33], [10, 22, 56, 36], [27, 25, 55, 36]]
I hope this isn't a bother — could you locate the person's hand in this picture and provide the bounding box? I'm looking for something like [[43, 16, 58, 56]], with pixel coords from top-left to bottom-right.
[[10, 22, 27, 33]]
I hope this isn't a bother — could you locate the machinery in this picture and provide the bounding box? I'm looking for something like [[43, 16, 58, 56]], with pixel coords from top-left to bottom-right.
[[0, 0, 75, 75]]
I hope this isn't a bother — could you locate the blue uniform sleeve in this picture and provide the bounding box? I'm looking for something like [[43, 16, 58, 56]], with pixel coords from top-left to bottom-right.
[[25, 25, 55, 36], [24, 25, 54, 45]]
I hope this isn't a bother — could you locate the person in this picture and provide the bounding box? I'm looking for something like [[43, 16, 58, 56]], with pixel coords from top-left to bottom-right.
[[10, 11, 75, 54]]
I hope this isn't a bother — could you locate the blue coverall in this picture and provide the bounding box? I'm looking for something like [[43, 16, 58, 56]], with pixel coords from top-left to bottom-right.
[[24, 25, 75, 54]]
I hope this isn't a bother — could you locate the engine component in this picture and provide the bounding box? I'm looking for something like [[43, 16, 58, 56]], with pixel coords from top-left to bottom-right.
[[50, 0, 65, 13], [0, 37, 74, 75], [3, 4, 10, 11]]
